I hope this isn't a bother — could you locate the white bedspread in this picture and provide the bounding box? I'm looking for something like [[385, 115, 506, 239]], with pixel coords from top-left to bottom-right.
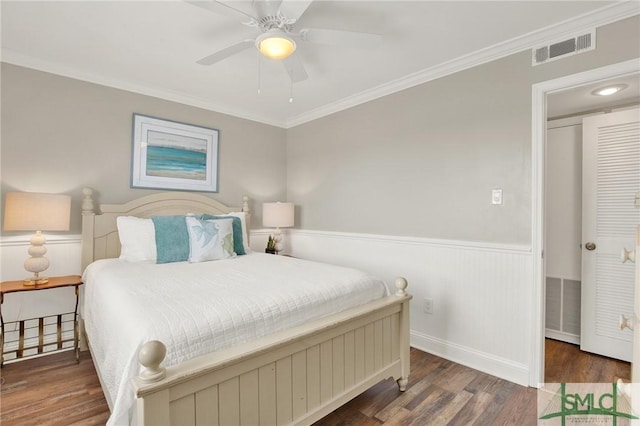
[[82, 253, 388, 426]]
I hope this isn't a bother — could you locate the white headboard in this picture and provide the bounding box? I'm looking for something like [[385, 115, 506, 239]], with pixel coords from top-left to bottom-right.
[[81, 188, 250, 270]]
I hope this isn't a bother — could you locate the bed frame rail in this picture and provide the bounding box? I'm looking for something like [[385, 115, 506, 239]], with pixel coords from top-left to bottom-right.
[[132, 279, 411, 426]]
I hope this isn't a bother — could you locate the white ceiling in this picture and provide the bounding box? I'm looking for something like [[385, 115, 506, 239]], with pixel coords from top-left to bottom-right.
[[548, 73, 640, 118], [2, 1, 638, 128]]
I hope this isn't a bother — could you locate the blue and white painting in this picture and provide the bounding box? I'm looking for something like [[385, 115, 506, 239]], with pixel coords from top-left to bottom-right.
[[145, 130, 207, 181], [132, 114, 219, 192]]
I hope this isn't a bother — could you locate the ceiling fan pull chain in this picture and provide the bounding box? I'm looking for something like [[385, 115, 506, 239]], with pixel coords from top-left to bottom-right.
[[289, 78, 294, 103], [257, 53, 262, 95]]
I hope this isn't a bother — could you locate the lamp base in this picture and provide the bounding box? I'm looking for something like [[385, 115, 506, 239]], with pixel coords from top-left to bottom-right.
[[23, 276, 49, 286]]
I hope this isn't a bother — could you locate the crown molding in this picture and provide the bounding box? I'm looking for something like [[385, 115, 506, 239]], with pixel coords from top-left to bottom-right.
[[2, 2, 637, 129], [0, 49, 287, 128], [284, 1, 640, 128]]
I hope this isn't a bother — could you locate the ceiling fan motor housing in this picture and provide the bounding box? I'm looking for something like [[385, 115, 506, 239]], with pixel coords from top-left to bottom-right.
[[254, 15, 297, 60]]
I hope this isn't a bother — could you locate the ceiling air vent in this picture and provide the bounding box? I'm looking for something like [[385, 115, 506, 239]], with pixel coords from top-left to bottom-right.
[[532, 30, 595, 66]]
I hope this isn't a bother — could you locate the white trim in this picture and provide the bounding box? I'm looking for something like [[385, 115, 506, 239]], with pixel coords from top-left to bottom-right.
[[250, 229, 272, 236], [530, 58, 640, 387], [0, 234, 82, 247], [290, 228, 531, 254], [0, 49, 287, 129], [2, 3, 637, 129], [285, 2, 639, 127], [411, 330, 530, 386], [289, 228, 534, 386], [545, 330, 580, 346]]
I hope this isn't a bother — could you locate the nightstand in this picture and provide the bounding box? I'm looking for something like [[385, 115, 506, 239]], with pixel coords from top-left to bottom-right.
[[0, 275, 82, 367]]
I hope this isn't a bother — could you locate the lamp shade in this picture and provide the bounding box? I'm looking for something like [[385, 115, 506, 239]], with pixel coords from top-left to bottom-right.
[[3, 192, 71, 231], [263, 202, 294, 228]]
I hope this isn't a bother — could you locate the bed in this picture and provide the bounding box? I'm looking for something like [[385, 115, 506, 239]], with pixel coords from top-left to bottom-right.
[[80, 188, 411, 426]]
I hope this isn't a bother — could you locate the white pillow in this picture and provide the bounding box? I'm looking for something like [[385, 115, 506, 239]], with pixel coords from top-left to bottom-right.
[[227, 211, 251, 253], [186, 217, 236, 262], [116, 216, 157, 263]]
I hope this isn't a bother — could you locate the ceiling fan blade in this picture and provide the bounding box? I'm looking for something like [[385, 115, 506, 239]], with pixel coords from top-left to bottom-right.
[[185, 1, 257, 21], [283, 54, 308, 83], [299, 28, 382, 48], [278, 0, 313, 22], [197, 40, 254, 65]]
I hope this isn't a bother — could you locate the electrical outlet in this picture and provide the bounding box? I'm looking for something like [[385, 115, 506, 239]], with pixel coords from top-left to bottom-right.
[[423, 298, 433, 314]]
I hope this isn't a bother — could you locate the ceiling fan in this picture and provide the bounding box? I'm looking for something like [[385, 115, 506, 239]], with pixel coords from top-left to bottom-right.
[[187, 0, 382, 84]]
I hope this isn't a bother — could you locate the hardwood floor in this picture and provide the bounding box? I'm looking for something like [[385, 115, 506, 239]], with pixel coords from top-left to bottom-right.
[[544, 338, 630, 383], [313, 349, 537, 426], [0, 339, 630, 425], [0, 351, 109, 425]]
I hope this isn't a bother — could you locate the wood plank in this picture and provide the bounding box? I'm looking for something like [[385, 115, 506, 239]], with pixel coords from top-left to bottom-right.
[[291, 350, 307, 420], [364, 323, 375, 375], [401, 385, 454, 425], [239, 370, 259, 426], [195, 386, 219, 426], [319, 340, 333, 402], [218, 377, 240, 426], [545, 338, 630, 383], [354, 326, 365, 382], [432, 363, 477, 393], [374, 319, 383, 370], [276, 356, 293, 425], [344, 330, 355, 389], [382, 316, 392, 365], [139, 389, 171, 426], [258, 363, 277, 426], [443, 390, 492, 425], [332, 335, 345, 396], [430, 390, 474, 425], [390, 314, 399, 361], [373, 365, 440, 422], [2, 343, 628, 426], [170, 394, 195, 426], [306, 345, 321, 412]]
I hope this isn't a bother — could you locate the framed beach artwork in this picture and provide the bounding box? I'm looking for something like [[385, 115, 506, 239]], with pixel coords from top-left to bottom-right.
[[131, 114, 219, 192]]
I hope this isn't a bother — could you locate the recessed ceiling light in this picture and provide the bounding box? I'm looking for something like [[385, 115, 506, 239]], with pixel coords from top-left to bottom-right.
[[591, 84, 628, 96]]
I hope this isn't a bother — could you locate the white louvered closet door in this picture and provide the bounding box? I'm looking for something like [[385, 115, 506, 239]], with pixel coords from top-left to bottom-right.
[[581, 107, 640, 362]]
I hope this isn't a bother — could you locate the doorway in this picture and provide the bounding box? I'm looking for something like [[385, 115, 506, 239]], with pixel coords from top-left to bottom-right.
[[530, 59, 640, 387]]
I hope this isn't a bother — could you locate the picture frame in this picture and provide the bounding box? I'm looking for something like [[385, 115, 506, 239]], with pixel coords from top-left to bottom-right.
[[131, 114, 219, 192]]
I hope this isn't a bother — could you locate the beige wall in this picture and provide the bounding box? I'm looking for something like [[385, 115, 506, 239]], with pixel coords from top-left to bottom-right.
[[286, 16, 640, 245], [1, 64, 287, 233], [2, 16, 639, 243]]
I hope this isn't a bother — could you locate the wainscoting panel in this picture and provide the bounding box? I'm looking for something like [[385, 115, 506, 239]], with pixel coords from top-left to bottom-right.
[[1, 235, 82, 320], [286, 229, 533, 386], [1, 231, 534, 385]]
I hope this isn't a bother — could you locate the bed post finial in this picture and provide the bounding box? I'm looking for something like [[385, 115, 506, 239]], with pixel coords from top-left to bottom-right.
[[394, 277, 408, 296], [242, 195, 249, 214], [138, 340, 167, 383], [82, 187, 94, 214]]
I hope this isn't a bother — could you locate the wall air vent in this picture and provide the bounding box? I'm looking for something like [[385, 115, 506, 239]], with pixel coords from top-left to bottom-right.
[[532, 30, 595, 66]]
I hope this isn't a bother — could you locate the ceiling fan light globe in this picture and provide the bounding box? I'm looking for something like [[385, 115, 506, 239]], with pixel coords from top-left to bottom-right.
[[257, 33, 296, 60]]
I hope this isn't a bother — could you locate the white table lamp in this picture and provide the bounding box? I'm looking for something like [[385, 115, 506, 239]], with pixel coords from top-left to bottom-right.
[[263, 202, 294, 254], [3, 192, 71, 285]]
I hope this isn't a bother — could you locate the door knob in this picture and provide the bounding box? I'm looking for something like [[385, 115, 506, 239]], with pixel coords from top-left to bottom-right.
[[585, 242, 596, 251], [621, 248, 636, 263]]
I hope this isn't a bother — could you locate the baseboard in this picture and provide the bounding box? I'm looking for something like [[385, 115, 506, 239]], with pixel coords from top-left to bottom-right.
[[411, 330, 530, 386], [545, 329, 580, 345]]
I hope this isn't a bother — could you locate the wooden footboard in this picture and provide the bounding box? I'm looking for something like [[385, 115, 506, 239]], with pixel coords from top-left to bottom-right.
[[132, 279, 411, 426]]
